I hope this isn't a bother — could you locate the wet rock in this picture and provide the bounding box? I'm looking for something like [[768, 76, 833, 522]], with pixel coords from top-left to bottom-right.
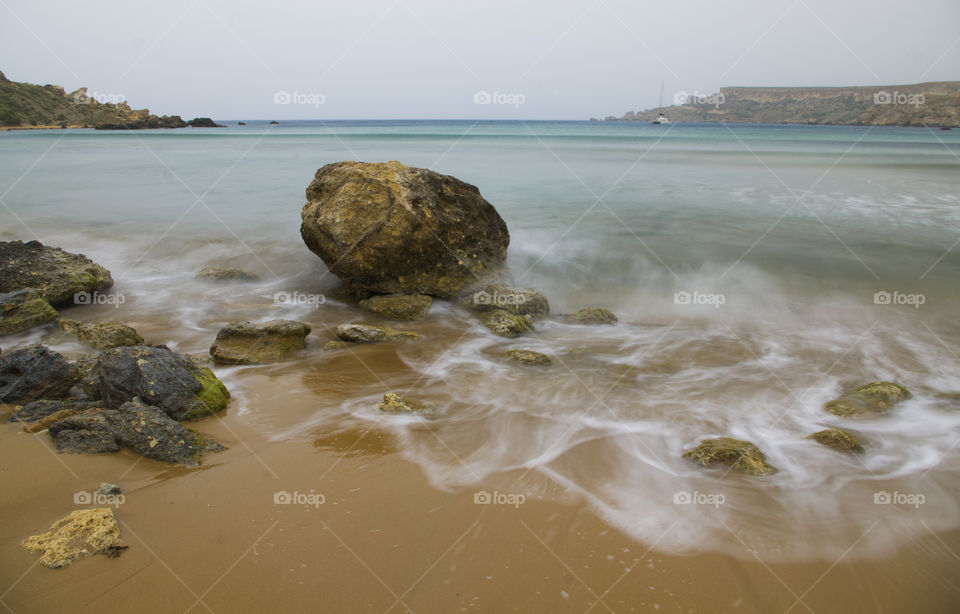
[[195, 267, 260, 282], [87, 345, 229, 421], [505, 349, 552, 366], [8, 398, 102, 424], [300, 161, 509, 297], [682, 437, 777, 476], [0, 289, 58, 335], [560, 307, 618, 325], [0, 345, 78, 403], [334, 323, 420, 344], [323, 340, 348, 351], [466, 284, 550, 316], [0, 240, 113, 306], [209, 319, 311, 365], [376, 392, 439, 418], [187, 117, 225, 128], [48, 412, 120, 454], [97, 482, 122, 496], [823, 382, 911, 417], [22, 507, 123, 568], [810, 428, 864, 453], [483, 310, 533, 338], [58, 319, 144, 350], [359, 294, 432, 321]]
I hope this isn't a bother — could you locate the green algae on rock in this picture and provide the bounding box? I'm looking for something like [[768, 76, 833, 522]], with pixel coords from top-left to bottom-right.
[[560, 307, 618, 325], [466, 284, 550, 317], [682, 437, 778, 476], [334, 323, 420, 343], [0, 240, 113, 306], [809, 428, 864, 453], [22, 507, 123, 568], [505, 349, 553, 366], [823, 381, 911, 417], [359, 294, 432, 321], [483, 309, 534, 338], [0, 289, 58, 335], [58, 319, 144, 350], [209, 319, 311, 365], [376, 392, 439, 419]]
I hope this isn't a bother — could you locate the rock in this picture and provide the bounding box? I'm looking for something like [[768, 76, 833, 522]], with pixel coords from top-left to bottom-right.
[[323, 340, 348, 351], [810, 428, 864, 453], [505, 349, 552, 366], [334, 323, 420, 344], [209, 319, 311, 365], [195, 268, 260, 282], [97, 482, 122, 496], [376, 392, 438, 418], [58, 319, 144, 350], [560, 307, 618, 325], [483, 310, 533, 338], [187, 117, 225, 128], [269, 120, 279, 125], [0, 240, 113, 306], [238, 122, 247, 126], [0, 345, 78, 403], [359, 294, 432, 321], [300, 161, 509, 298], [467, 284, 550, 316], [0, 289, 58, 335], [87, 345, 229, 420], [823, 382, 911, 417], [682, 437, 777, 476], [47, 412, 121, 454], [8, 398, 102, 424], [22, 507, 123, 568]]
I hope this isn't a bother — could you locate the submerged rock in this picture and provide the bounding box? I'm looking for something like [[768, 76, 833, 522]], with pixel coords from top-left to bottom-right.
[[0, 345, 78, 403], [0, 289, 58, 335], [58, 319, 144, 350], [300, 161, 510, 297], [467, 284, 550, 316], [483, 310, 534, 338], [187, 117, 225, 128], [682, 437, 777, 476], [823, 381, 911, 417], [209, 319, 311, 365], [22, 507, 123, 568], [359, 294, 432, 321], [505, 349, 552, 366], [809, 428, 864, 453], [376, 392, 439, 418], [0, 240, 113, 306], [560, 307, 618, 325], [86, 345, 229, 420], [334, 323, 420, 344], [195, 267, 260, 282]]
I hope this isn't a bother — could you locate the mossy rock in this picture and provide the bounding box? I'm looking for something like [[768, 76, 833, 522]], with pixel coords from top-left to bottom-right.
[[334, 323, 420, 343], [560, 307, 618, 325], [359, 294, 432, 321], [809, 428, 864, 453], [209, 319, 311, 365], [190, 367, 230, 419], [824, 381, 911, 417], [505, 349, 552, 366], [465, 284, 550, 316], [22, 507, 123, 568], [682, 437, 778, 476], [195, 268, 260, 282], [58, 319, 144, 350], [483, 309, 534, 338], [376, 392, 439, 419], [0, 289, 58, 336]]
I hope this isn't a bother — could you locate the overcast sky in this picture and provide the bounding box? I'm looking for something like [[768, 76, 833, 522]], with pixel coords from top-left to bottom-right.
[[1, 0, 957, 120]]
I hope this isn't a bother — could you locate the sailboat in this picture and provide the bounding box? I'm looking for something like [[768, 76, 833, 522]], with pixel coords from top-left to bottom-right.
[[650, 81, 670, 125]]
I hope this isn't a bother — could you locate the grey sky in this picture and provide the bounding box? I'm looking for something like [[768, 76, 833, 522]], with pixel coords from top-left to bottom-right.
[[1, 0, 957, 120]]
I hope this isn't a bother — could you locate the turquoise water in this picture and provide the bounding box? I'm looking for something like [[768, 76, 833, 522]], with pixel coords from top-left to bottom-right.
[[3, 121, 960, 561]]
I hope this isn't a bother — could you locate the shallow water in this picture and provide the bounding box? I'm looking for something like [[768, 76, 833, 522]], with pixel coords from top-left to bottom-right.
[[2, 120, 959, 563]]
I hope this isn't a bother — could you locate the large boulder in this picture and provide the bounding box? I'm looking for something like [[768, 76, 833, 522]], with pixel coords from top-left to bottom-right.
[[300, 161, 510, 297], [0, 289, 58, 335], [0, 240, 113, 306], [0, 345, 78, 403], [209, 320, 311, 364], [85, 345, 229, 420]]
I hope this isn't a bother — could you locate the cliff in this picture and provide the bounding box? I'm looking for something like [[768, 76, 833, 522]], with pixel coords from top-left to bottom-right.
[[605, 81, 960, 127]]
